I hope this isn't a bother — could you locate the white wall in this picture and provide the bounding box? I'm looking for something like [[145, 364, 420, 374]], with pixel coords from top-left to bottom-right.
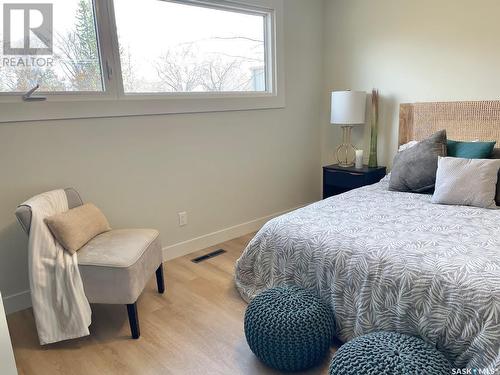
[[0, 0, 325, 313], [322, 0, 500, 168], [7, 0, 500, 314]]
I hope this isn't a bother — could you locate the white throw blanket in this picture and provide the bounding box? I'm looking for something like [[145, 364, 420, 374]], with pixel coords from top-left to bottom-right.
[[24, 190, 91, 345]]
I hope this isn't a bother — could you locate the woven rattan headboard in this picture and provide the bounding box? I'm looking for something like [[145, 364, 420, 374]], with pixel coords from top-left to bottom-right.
[[399, 101, 500, 146]]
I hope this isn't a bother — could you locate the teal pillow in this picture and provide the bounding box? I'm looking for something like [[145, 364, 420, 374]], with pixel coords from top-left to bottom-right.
[[447, 140, 496, 158]]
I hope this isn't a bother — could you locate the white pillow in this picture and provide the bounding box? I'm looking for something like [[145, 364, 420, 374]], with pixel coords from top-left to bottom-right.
[[398, 140, 419, 152], [432, 157, 500, 208]]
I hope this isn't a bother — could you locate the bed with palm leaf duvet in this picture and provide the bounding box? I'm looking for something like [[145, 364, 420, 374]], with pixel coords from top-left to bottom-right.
[[235, 179, 500, 373]]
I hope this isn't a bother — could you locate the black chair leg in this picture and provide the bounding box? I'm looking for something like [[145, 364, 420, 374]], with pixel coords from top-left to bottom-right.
[[126, 302, 140, 339], [156, 264, 165, 294]]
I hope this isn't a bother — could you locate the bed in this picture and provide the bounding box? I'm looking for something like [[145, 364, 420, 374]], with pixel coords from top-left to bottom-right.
[[235, 101, 500, 372]]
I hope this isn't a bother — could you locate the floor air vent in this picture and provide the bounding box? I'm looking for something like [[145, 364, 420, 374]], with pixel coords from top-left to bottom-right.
[[191, 249, 227, 263]]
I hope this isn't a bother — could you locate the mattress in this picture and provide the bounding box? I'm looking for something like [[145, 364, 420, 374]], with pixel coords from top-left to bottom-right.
[[235, 179, 500, 372]]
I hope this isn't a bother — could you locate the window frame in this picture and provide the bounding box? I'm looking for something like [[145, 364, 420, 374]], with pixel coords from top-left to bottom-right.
[[109, 0, 276, 98], [0, 0, 285, 123], [0, 0, 115, 99]]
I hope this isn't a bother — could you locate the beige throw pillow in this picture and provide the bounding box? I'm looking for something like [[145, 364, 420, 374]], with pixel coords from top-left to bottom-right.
[[431, 157, 500, 209], [44, 203, 111, 254]]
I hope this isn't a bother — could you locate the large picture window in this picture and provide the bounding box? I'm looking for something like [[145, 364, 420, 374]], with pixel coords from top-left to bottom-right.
[[0, 0, 284, 121], [114, 0, 268, 94]]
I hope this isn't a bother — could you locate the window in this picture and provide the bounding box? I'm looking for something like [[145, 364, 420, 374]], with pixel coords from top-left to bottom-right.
[[114, 0, 269, 94], [0, 0, 104, 92], [0, 0, 284, 121]]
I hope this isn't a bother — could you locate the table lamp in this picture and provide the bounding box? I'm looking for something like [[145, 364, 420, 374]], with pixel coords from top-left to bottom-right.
[[330, 90, 366, 167]]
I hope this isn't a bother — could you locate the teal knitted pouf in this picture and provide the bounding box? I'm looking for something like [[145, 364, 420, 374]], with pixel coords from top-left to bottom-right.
[[329, 331, 452, 375], [244, 285, 335, 372]]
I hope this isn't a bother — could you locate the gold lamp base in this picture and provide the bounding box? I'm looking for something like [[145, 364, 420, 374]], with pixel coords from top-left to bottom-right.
[[336, 126, 356, 167]]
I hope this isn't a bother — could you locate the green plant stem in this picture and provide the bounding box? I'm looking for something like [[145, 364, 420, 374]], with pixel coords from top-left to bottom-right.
[[368, 89, 379, 168]]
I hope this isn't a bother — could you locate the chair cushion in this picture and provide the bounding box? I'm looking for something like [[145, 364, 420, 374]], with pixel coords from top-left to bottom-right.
[[78, 229, 162, 304], [78, 229, 158, 268]]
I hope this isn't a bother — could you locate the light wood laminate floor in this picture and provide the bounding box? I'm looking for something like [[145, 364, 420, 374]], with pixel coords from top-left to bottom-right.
[[7, 233, 335, 375]]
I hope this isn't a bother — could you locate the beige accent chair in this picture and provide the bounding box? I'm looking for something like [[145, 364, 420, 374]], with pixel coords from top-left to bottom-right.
[[15, 188, 165, 339]]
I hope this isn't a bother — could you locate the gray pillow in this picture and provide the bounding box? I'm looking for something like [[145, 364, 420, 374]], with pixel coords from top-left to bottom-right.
[[492, 148, 500, 205], [431, 157, 500, 208], [390, 130, 447, 193]]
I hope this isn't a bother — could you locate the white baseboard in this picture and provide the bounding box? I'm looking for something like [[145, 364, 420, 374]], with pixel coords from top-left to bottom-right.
[[2, 290, 31, 315], [163, 204, 309, 261], [3, 203, 312, 315]]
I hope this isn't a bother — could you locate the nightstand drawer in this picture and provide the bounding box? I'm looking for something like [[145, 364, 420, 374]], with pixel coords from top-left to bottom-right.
[[322, 164, 386, 199], [324, 169, 366, 189]]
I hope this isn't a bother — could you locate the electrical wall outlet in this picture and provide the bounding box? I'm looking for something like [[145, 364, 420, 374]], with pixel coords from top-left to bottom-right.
[[178, 212, 188, 226]]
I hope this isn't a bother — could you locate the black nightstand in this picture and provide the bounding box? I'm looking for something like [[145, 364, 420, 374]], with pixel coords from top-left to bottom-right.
[[323, 164, 387, 199]]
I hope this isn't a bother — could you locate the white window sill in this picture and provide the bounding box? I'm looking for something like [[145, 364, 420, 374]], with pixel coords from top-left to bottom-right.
[[0, 92, 285, 123]]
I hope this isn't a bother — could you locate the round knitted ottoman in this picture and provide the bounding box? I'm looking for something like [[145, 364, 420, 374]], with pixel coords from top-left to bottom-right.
[[329, 331, 451, 375], [244, 285, 335, 372]]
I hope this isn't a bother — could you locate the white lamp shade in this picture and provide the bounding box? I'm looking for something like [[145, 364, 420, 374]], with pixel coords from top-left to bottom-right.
[[330, 91, 367, 125]]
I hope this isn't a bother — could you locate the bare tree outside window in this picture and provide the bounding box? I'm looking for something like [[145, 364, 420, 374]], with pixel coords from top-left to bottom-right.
[[114, 0, 267, 94], [0, 0, 270, 96], [56, 0, 103, 91], [154, 45, 204, 93]]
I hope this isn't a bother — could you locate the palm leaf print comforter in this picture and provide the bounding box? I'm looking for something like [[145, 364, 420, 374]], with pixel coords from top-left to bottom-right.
[[235, 180, 500, 372]]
